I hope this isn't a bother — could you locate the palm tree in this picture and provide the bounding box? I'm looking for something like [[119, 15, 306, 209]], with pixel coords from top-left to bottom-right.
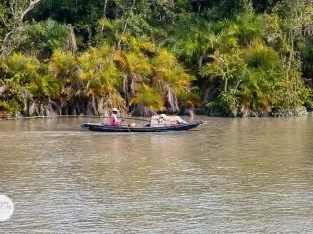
[[130, 84, 164, 116], [0, 52, 62, 116], [78, 45, 124, 115], [27, 74, 61, 116], [170, 19, 239, 69], [199, 49, 246, 92], [151, 49, 194, 112], [112, 49, 151, 107], [48, 49, 82, 115], [240, 44, 284, 110], [19, 19, 69, 58], [234, 12, 265, 45]]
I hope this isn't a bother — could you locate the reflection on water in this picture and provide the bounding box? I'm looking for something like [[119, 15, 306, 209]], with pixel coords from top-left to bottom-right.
[[0, 117, 313, 233]]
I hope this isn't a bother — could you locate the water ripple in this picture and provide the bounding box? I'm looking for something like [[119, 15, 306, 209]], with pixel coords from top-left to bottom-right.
[[0, 117, 313, 233]]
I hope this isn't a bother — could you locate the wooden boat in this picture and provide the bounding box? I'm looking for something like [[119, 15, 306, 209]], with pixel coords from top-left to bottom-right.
[[81, 120, 206, 132]]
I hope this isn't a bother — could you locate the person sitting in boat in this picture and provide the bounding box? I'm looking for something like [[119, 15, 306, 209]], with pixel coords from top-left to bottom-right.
[[109, 108, 123, 126], [150, 114, 188, 126], [159, 114, 188, 124]]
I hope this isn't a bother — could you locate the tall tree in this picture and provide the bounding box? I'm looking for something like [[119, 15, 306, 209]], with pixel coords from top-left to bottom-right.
[[0, 0, 43, 57]]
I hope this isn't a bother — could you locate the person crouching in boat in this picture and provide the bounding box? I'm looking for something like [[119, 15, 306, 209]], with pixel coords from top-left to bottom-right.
[[158, 114, 188, 125], [109, 108, 122, 126]]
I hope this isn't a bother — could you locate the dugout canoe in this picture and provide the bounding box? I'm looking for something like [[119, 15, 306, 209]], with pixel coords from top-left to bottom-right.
[[81, 120, 206, 132]]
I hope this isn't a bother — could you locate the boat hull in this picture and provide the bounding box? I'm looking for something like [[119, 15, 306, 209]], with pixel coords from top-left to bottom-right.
[[81, 121, 206, 132]]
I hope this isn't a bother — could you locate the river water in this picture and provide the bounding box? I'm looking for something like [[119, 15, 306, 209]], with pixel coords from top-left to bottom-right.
[[0, 117, 313, 233]]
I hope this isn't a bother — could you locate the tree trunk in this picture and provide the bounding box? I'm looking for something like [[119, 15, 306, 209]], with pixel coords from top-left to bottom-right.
[[23, 99, 29, 117], [97, 96, 104, 115], [103, 0, 109, 18], [198, 55, 204, 69], [0, 85, 10, 96], [67, 24, 78, 55], [116, 0, 136, 50], [224, 78, 228, 92], [91, 95, 99, 115], [0, 0, 43, 57]]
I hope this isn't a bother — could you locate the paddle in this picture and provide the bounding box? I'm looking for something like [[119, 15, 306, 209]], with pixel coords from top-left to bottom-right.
[[123, 116, 150, 122], [120, 116, 132, 133]]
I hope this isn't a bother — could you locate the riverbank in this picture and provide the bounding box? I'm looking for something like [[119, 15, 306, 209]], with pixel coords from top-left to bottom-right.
[[0, 106, 312, 121], [200, 106, 311, 118], [0, 115, 138, 121]]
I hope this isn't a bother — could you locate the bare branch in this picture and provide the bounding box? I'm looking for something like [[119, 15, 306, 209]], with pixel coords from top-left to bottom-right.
[[101, 0, 109, 32], [21, 0, 42, 20], [0, 15, 9, 27], [116, 0, 136, 50], [0, 0, 42, 57], [66, 24, 78, 55]]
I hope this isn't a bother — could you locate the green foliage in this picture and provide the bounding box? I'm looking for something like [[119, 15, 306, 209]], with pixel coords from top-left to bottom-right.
[[218, 90, 240, 117], [199, 49, 247, 91], [205, 89, 240, 117], [0, 0, 312, 117], [28, 75, 60, 98], [19, 19, 69, 58], [0, 101, 10, 111], [49, 50, 77, 79], [177, 90, 201, 108], [1, 53, 40, 84], [272, 62, 310, 108], [244, 44, 280, 69], [131, 84, 164, 111], [78, 45, 125, 108]]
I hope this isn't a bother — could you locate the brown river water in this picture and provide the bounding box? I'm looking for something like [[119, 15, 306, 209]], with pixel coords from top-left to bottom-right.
[[0, 116, 313, 233]]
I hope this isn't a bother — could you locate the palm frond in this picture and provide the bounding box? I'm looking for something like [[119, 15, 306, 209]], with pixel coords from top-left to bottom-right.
[[130, 84, 164, 111]]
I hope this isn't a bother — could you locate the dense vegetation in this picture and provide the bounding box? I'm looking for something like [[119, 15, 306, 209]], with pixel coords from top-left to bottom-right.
[[0, 0, 313, 117]]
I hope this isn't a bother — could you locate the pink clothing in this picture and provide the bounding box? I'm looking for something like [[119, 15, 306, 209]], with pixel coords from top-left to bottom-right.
[[109, 114, 119, 126]]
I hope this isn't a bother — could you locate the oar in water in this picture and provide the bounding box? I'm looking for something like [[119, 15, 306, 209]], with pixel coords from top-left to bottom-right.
[[120, 115, 131, 132]]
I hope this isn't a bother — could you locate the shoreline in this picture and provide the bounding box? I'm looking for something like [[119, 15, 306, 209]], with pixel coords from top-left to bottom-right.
[[1, 112, 312, 121], [0, 105, 312, 121], [0, 115, 154, 121], [0, 115, 118, 121]]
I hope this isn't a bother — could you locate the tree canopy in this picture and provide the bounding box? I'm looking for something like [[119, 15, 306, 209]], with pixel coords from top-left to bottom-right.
[[0, 0, 313, 117]]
